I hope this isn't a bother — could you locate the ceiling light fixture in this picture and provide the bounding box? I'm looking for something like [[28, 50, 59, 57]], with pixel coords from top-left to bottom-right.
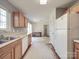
[[40, 0, 48, 5]]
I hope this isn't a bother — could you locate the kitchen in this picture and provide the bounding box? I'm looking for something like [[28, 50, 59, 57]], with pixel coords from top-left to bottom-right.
[[0, 0, 79, 59]]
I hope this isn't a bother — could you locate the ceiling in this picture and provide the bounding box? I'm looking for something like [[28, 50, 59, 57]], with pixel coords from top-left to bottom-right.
[[8, 0, 76, 23]]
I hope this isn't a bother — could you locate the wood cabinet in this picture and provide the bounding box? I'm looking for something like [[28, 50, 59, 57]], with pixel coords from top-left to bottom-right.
[[3, 53, 12, 59], [13, 12, 27, 28], [19, 14, 25, 27], [13, 12, 19, 27], [74, 42, 79, 59], [0, 39, 22, 59], [25, 17, 28, 27], [15, 43, 22, 59], [70, 3, 79, 13], [0, 44, 14, 59]]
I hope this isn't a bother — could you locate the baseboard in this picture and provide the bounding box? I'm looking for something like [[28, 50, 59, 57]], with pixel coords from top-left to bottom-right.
[[47, 43, 60, 59], [22, 44, 31, 59]]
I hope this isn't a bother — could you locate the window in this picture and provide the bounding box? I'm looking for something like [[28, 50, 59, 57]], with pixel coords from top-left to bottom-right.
[[0, 8, 7, 28], [27, 23, 32, 34]]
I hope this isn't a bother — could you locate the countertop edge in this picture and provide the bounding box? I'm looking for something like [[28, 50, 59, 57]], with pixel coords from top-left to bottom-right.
[[0, 35, 27, 48], [74, 40, 79, 43]]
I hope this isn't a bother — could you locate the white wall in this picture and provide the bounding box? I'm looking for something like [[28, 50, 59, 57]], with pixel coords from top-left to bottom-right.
[[68, 13, 79, 59], [32, 20, 49, 36], [48, 8, 56, 45], [55, 13, 68, 59]]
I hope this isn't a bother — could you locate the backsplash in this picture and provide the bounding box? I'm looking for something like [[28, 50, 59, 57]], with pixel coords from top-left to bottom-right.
[[0, 28, 27, 36], [0, 30, 8, 35], [12, 28, 27, 33]]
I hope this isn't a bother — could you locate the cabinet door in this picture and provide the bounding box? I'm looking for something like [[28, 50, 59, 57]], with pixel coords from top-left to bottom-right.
[[25, 17, 28, 27], [1, 49, 14, 59], [19, 13, 25, 27], [15, 41, 22, 59], [74, 49, 79, 59], [13, 12, 19, 27], [3, 53, 12, 59]]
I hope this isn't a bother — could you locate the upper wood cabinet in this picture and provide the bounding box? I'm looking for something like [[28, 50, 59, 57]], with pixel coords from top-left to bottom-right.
[[19, 13, 25, 27], [13, 12, 19, 27], [25, 17, 28, 27], [70, 3, 79, 13], [13, 12, 27, 28]]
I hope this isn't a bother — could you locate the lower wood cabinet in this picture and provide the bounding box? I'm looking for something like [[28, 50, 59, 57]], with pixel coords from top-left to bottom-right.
[[0, 39, 22, 59], [15, 40, 22, 59], [74, 42, 79, 59], [3, 52, 12, 59], [74, 49, 79, 59]]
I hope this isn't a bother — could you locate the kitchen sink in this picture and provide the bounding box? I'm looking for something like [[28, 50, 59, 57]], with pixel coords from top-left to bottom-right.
[[0, 37, 16, 44], [6, 37, 16, 40], [0, 40, 6, 44]]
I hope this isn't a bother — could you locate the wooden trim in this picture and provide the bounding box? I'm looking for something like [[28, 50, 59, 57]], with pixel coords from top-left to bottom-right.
[[21, 44, 31, 59], [47, 43, 60, 59]]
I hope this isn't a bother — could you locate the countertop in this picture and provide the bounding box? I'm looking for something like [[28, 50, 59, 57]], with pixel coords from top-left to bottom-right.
[[74, 39, 79, 43], [0, 32, 27, 48]]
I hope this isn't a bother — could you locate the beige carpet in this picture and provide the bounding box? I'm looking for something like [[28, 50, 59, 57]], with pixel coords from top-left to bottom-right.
[[23, 37, 57, 59]]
